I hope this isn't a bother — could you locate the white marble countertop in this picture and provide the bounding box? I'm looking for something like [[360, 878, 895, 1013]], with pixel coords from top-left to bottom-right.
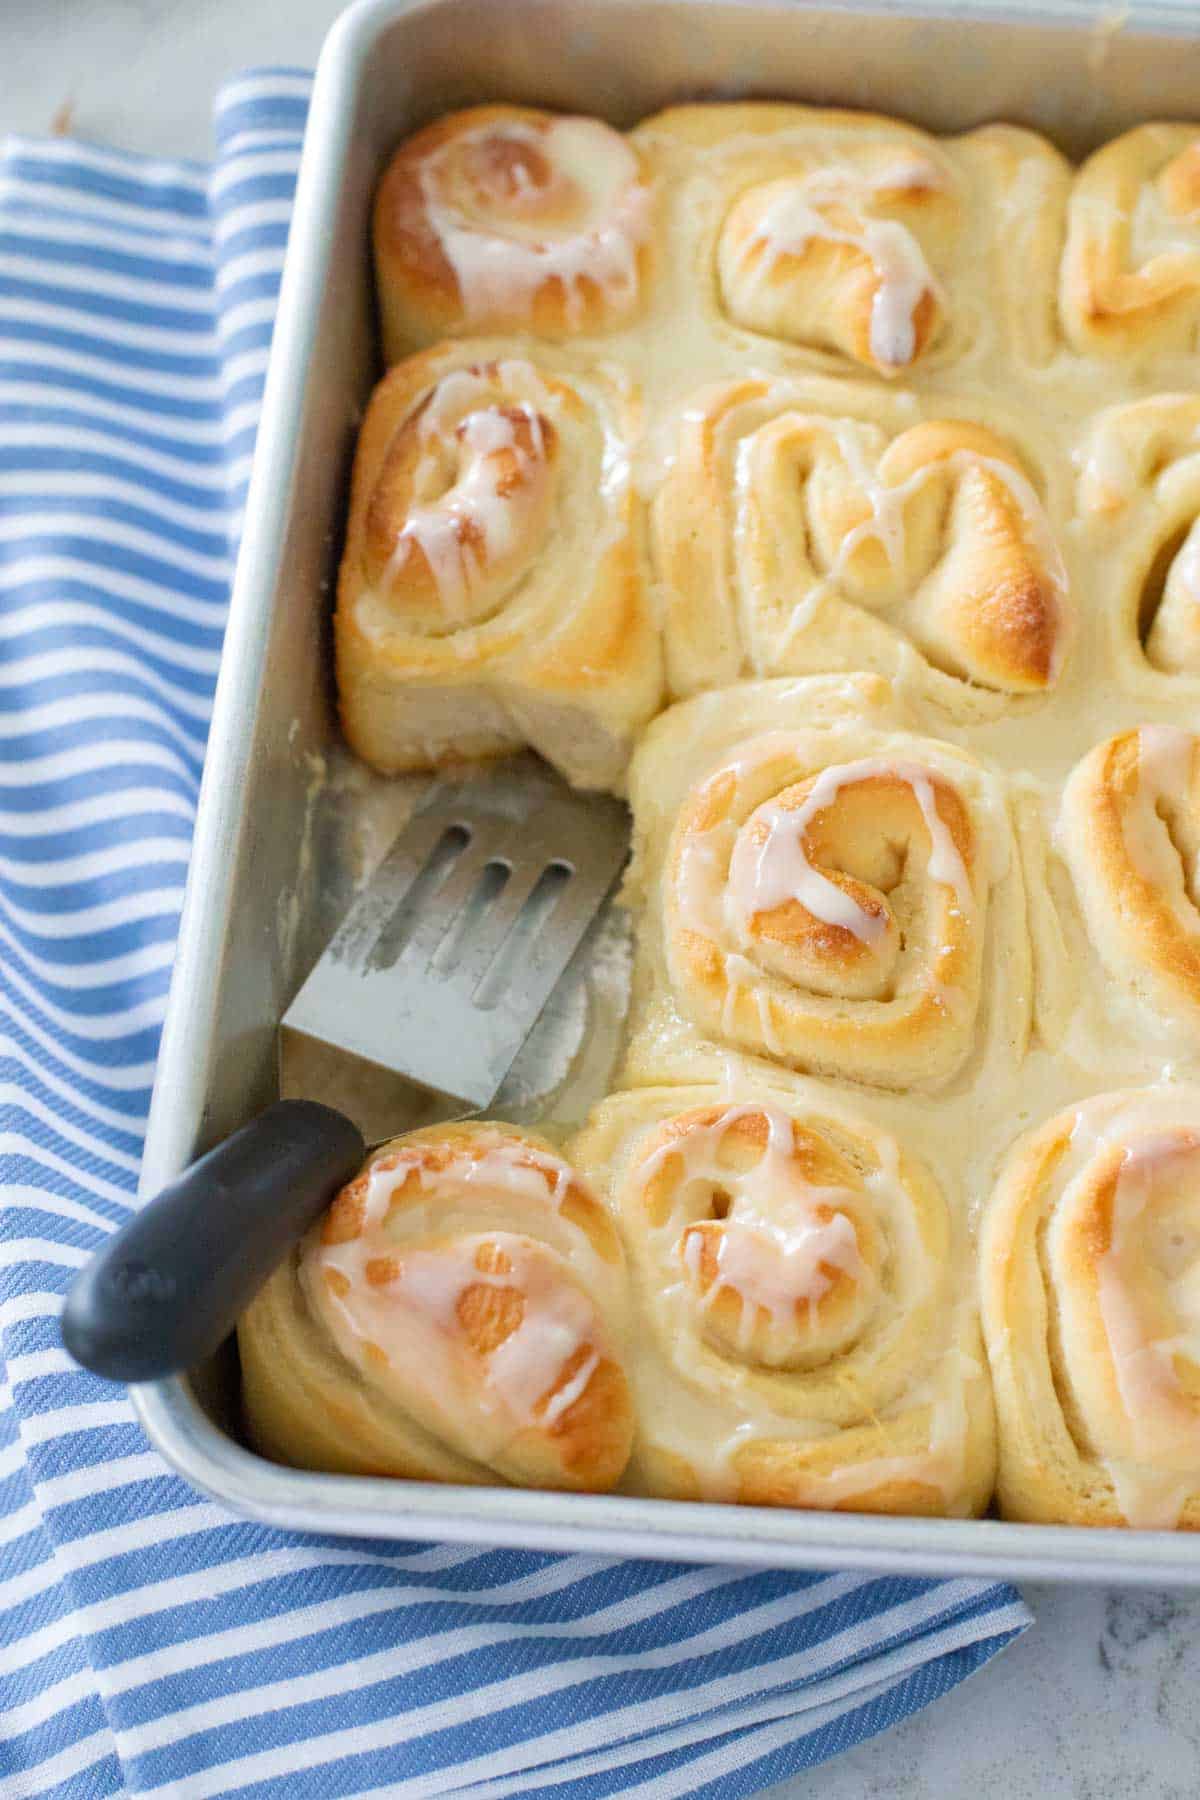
[[4, 2, 1198, 1794]]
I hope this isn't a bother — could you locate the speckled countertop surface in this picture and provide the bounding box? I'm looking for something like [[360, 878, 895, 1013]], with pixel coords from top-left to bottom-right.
[[5, 2, 1198, 1793]]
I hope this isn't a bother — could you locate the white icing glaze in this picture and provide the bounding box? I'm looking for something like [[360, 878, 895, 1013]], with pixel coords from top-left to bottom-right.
[[1079, 410, 1200, 516], [1104, 1459, 1196, 1532], [733, 415, 915, 650], [1078, 421, 1141, 511], [386, 401, 552, 620], [613, 1092, 969, 1502], [730, 172, 942, 369], [860, 156, 948, 195], [303, 1139, 613, 1457], [725, 756, 973, 945], [1057, 1092, 1200, 1527], [749, 433, 1068, 683], [698, 1411, 969, 1510], [363, 1235, 597, 1421], [1096, 1133, 1200, 1434], [1117, 725, 1199, 911], [638, 1105, 867, 1346], [415, 362, 547, 441], [1149, 526, 1200, 673], [420, 118, 650, 330], [1131, 176, 1200, 265], [691, 1207, 859, 1340], [837, 1331, 971, 1508], [1138, 721, 1195, 796], [673, 825, 726, 938], [827, 418, 913, 578], [1171, 526, 1200, 605], [864, 221, 937, 368], [721, 950, 783, 1055]]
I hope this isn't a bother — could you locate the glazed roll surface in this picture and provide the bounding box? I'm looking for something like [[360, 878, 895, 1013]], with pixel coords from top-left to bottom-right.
[[1056, 726, 1200, 1043], [240, 1122, 635, 1492], [335, 343, 661, 790], [653, 376, 1071, 708], [298, 97, 1200, 1528], [632, 103, 1068, 381], [1061, 125, 1200, 368], [981, 1086, 1200, 1529], [572, 1076, 995, 1514], [621, 677, 1031, 1094], [374, 106, 654, 359], [1073, 395, 1200, 693]]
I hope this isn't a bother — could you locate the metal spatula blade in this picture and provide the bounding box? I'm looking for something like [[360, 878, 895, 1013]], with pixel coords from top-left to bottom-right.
[[281, 756, 630, 1128], [62, 756, 630, 1384]]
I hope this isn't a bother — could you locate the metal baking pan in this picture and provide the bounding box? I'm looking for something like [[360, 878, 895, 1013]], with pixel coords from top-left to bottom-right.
[[136, 0, 1200, 1584]]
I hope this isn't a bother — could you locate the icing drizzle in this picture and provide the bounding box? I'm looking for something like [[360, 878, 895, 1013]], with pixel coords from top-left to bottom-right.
[[725, 757, 975, 947], [726, 164, 946, 369], [303, 1139, 615, 1462], [420, 117, 650, 330], [639, 1105, 868, 1348]]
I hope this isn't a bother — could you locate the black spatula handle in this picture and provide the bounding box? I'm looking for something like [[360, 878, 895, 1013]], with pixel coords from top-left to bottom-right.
[[61, 1100, 365, 1383]]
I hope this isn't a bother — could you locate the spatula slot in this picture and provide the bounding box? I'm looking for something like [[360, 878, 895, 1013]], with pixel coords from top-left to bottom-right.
[[429, 857, 513, 974], [472, 860, 573, 1011], [365, 823, 471, 972]]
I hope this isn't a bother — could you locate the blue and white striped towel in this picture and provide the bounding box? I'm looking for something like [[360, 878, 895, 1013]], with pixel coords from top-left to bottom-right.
[[0, 69, 1031, 1800]]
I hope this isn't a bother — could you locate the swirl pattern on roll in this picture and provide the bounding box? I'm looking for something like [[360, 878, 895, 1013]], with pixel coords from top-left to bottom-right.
[[1075, 395, 1200, 684], [654, 378, 1070, 706], [239, 1123, 635, 1492], [571, 1082, 995, 1514], [1061, 125, 1200, 364], [1058, 726, 1200, 1038], [335, 344, 661, 790], [625, 688, 1026, 1093], [373, 106, 653, 360], [632, 104, 1069, 379], [981, 1086, 1200, 1528], [714, 148, 952, 376]]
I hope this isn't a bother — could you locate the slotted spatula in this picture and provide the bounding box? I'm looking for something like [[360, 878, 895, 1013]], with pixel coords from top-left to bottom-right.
[[62, 758, 629, 1383]]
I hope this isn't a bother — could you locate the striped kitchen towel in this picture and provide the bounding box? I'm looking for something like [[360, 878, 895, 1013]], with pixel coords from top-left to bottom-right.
[[0, 68, 1030, 1800]]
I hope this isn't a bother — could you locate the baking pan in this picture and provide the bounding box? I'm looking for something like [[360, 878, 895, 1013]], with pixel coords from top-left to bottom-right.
[[136, 0, 1200, 1583]]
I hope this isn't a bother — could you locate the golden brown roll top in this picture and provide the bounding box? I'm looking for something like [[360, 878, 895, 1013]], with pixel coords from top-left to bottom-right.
[[239, 1122, 635, 1493], [622, 681, 1030, 1094], [1147, 525, 1200, 676], [372, 105, 1200, 380], [1017, 724, 1200, 1074], [653, 377, 1071, 706], [713, 145, 952, 377], [982, 1087, 1200, 1529], [1075, 395, 1200, 687], [361, 380, 559, 634], [374, 106, 653, 359], [717, 755, 975, 1006], [662, 1106, 884, 1372], [633, 104, 1068, 379], [1057, 726, 1200, 1041], [572, 1081, 995, 1514], [1061, 124, 1200, 365], [335, 345, 661, 790]]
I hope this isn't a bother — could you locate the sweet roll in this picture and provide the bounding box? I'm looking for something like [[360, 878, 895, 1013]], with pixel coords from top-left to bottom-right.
[[374, 106, 653, 359], [653, 377, 1070, 707], [572, 1078, 995, 1513], [334, 343, 660, 790], [239, 1122, 635, 1491], [620, 678, 1031, 1093], [981, 1086, 1200, 1528], [1061, 125, 1200, 366]]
